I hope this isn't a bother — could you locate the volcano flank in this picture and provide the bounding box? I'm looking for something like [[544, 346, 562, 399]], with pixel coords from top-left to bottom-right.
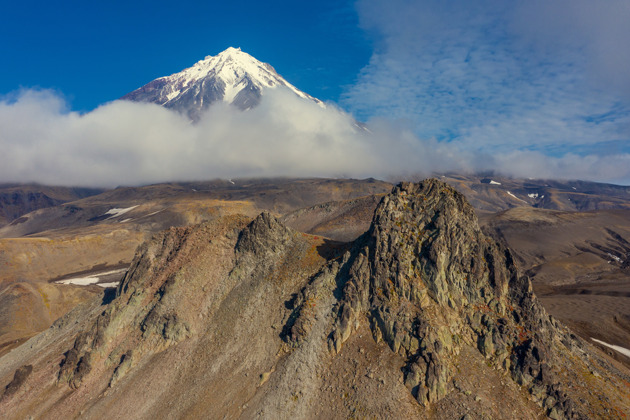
[[1, 179, 628, 419]]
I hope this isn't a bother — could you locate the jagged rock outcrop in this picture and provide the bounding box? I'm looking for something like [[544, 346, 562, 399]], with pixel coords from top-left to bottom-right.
[[288, 180, 627, 418], [1, 365, 32, 399], [56, 211, 319, 393], [58, 215, 252, 389], [2, 180, 629, 419]]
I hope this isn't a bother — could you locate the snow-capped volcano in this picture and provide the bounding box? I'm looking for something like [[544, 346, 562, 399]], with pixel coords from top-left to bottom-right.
[[121, 47, 324, 119]]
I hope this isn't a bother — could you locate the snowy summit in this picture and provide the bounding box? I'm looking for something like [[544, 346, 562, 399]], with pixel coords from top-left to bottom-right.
[[121, 47, 323, 120]]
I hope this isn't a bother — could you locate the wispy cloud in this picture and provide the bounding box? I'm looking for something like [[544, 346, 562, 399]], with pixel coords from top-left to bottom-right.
[[342, 0, 630, 182]]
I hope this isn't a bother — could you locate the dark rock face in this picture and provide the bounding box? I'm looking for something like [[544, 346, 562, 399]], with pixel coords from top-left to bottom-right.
[[0, 186, 104, 227], [121, 75, 260, 121], [1, 365, 32, 398], [236, 211, 292, 256], [1, 191, 58, 223]]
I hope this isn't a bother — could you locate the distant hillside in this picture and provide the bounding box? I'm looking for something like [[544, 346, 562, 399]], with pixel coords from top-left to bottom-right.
[[439, 174, 630, 212], [0, 185, 105, 228]]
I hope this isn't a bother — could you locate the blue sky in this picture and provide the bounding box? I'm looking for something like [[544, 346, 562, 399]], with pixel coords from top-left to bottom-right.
[[0, 0, 370, 111], [344, 0, 630, 160], [1, 0, 630, 185]]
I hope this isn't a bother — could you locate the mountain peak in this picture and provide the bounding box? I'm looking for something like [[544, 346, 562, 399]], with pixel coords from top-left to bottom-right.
[[216, 46, 243, 58], [121, 47, 323, 120]]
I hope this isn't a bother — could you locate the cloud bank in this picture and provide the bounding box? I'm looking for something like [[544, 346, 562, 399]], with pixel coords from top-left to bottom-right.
[[0, 89, 429, 187], [1, 88, 630, 187]]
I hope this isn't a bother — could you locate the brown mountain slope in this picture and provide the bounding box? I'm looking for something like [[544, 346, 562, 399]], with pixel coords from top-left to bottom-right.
[[0, 185, 104, 228], [0, 282, 100, 356], [281, 193, 385, 242], [0, 178, 392, 239], [440, 174, 630, 212], [0, 178, 391, 360], [482, 207, 630, 368], [2, 175, 630, 381], [1, 180, 628, 419]]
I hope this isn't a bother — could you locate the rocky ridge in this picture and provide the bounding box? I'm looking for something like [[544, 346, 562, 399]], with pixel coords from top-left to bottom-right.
[[1, 180, 629, 418], [324, 181, 593, 414]]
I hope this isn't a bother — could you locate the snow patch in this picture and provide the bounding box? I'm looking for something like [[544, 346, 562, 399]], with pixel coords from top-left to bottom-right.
[[527, 193, 539, 199], [103, 205, 138, 220], [165, 89, 180, 102], [507, 191, 527, 203], [489, 180, 501, 185], [97, 282, 120, 288], [57, 277, 99, 286], [607, 253, 623, 263], [56, 268, 126, 287], [591, 338, 630, 358]]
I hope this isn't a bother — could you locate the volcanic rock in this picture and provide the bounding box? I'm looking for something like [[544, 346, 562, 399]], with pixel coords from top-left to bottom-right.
[[1, 179, 629, 419]]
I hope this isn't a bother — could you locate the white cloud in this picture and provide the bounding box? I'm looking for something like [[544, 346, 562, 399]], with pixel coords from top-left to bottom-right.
[[0, 89, 428, 187], [1, 88, 629, 187], [510, 0, 630, 96]]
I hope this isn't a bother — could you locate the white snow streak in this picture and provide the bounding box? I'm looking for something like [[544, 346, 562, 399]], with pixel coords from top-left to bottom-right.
[[607, 253, 623, 263], [591, 338, 630, 358], [56, 268, 126, 287], [103, 205, 138, 219], [507, 191, 527, 203], [96, 282, 120, 288]]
